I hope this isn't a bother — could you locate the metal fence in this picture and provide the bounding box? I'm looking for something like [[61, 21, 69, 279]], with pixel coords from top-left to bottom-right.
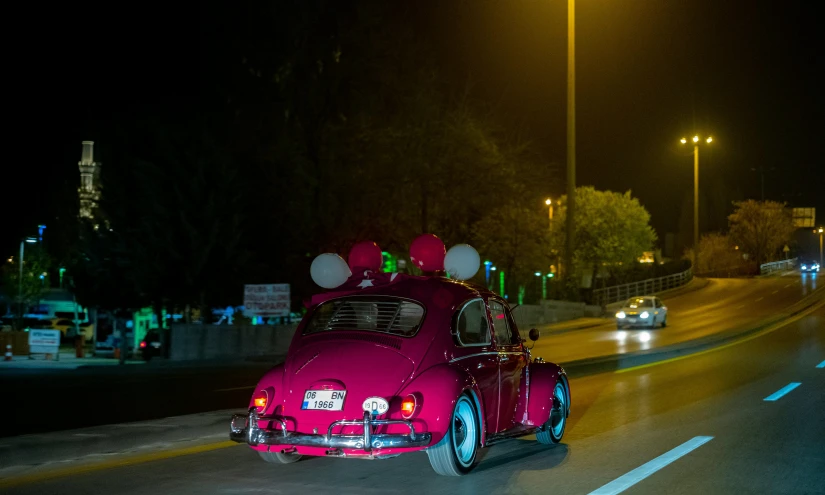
[[759, 258, 797, 275], [591, 268, 693, 307]]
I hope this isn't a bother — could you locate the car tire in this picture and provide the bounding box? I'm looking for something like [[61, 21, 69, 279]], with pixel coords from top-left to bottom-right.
[[426, 394, 479, 476], [661, 316, 667, 328], [258, 450, 303, 464], [536, 380, 568, 445]]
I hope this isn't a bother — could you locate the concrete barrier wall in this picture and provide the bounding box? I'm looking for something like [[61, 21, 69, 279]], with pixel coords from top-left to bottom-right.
[[512, 301, 603, 329], [169, 324, 298, 361], [170, 300, 604, 361]]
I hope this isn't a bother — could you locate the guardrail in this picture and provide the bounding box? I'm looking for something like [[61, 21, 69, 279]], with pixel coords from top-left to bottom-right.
[[759, 258, 797, 275], [591, 268, 693, 307]]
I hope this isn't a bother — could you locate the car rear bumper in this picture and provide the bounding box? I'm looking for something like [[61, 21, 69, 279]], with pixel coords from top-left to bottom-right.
[[229, 409, 432, 452]]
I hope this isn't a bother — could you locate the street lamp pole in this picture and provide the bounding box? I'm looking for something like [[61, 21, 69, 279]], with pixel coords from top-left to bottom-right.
[[681, 135, 712, 273], [818, 227, 824, 266], [18, 241, 24, 315], [693, 141, 699, 273], [564, 0, 576, 286]]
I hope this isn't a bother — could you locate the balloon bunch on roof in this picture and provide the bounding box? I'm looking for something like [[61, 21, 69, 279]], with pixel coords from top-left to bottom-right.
[[309, 234, 481, 290]]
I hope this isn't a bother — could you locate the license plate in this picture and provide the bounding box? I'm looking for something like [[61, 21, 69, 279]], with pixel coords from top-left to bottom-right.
[[302, 390, 347, 410], [628, 318, 637, 323]]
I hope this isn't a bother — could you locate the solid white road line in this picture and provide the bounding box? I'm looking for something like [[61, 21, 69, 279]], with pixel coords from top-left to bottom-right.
[[816, 360, 825, 369], [587, 436, 714, 495], [763, 382, 801, 401]]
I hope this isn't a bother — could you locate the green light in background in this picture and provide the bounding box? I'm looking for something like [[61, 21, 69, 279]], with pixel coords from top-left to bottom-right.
[[381, 251, 397, 273], [499, 271, 505, 296]]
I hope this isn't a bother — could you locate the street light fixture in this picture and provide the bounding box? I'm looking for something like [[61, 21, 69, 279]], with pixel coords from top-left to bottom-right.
[[817, 227, 824, 266], [680, 135, 713, 273]]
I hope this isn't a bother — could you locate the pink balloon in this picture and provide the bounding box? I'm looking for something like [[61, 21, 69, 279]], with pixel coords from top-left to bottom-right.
[[410, 234, 446, 271], [348, 241, 383, 271]]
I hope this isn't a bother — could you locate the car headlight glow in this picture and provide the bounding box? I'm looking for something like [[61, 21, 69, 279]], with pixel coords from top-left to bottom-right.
[[616, 311, 626, 319], [640, 311, 650, 319], [802, 265, 807, 269]]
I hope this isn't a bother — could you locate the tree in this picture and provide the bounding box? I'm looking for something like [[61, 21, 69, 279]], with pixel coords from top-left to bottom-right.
[[549, 187, 657, 288], [691, 232, 751, 276], [2, 243, 52, 324], [728, 200, 796, 271], [472, 199, 552, 299]]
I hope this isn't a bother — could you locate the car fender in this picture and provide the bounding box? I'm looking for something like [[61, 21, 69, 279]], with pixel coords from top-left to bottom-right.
[[525, 362, 569, 427], [397, 363, 486, 446], [248, 364, 286, 416]]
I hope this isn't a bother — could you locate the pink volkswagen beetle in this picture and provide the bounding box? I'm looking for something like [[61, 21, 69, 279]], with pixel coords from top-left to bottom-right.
[[230, 241, 570, 476]]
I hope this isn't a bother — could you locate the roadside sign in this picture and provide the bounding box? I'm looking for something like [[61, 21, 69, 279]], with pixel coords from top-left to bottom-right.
[[783, 245, 790, 253], [28, 329, 60, 356], [244, 284, 291, 317], [792, 208, 815, 228]]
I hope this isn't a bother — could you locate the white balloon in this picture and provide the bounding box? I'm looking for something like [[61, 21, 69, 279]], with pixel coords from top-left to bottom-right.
[[444, 244, 481, 281], [310, 253, 352, 289]]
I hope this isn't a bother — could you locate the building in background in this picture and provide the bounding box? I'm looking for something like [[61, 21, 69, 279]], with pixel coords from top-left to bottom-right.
[[77, 141, 101, 222]]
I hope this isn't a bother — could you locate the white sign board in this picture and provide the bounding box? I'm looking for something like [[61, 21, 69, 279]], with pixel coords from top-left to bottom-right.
[[792, 208, 815, 228], [29, 329, 61, 354], [244, 284, 291, 317]]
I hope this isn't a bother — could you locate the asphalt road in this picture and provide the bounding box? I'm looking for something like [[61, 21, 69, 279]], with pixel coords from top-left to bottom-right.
[[1, 273, 819, 439], [533, 272, 820, 363], [4, 279, 823, 494]]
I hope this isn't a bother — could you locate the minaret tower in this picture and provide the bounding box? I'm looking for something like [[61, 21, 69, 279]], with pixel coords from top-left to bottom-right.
[[78, 141, 101, 220]]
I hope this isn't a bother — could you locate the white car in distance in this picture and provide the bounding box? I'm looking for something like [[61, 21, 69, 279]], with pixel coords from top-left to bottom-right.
[[615, 296, 668, 329]]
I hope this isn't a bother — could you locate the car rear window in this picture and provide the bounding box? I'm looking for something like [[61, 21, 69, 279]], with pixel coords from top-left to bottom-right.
[[304, 297, 426, 337]]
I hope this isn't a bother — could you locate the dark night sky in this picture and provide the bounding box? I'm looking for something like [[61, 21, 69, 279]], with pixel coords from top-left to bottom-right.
[[5, 0, 822, 256]]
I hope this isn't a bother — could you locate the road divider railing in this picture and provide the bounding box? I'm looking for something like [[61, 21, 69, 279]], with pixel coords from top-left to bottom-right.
[[760, 258, 797, 275], [592, 268, 693, 307]]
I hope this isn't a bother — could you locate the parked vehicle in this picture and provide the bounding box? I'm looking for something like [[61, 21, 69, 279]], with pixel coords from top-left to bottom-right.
[[230, 271, 570, 476], [138, 330, 164, 361]]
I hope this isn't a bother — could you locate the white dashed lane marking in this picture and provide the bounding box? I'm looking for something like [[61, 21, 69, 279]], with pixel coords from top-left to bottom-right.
[[587, 436, 714, 495], [764, 382, 801, 402]]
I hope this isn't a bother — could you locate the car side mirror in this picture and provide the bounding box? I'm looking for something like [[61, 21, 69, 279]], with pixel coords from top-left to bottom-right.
[[529, 328, 540, 342]]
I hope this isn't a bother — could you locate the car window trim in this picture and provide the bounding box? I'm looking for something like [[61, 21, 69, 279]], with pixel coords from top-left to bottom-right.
[[488, 297, 521, 348], [453, 297, 492, 347]]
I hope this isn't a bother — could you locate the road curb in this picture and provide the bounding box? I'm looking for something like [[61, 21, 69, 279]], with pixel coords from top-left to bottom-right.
[[562, 286, 825, 377]]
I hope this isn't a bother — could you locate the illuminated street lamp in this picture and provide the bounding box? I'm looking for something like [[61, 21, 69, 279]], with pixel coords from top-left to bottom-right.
[[680, 134, 713, 273], [545, 198, 554, 224], [816, 227, 824, 266]]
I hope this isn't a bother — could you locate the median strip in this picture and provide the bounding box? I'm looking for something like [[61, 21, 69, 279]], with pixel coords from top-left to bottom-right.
[[587, 436, 713, 495], [764, 382, 801, 402]]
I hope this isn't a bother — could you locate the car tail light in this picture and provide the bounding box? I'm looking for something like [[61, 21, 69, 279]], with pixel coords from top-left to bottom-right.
[[253, 390, 268, 411], [139, 341, 147, 348], [401, 394, 417, 419]]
